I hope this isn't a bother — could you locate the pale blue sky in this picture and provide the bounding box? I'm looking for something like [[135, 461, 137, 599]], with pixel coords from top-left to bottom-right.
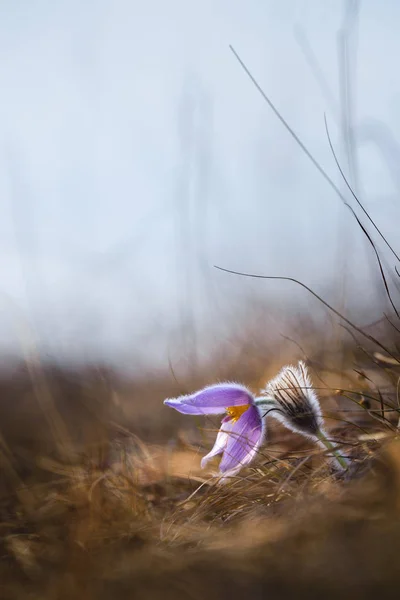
[[0, 1, 399, 370]]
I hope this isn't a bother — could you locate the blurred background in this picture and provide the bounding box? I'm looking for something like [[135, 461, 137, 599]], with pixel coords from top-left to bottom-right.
[[0, 0, 399, 377], [3, 12, 400, 595]]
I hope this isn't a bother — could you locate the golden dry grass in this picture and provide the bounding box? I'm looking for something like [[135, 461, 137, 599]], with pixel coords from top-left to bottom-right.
[[1, 343, 400, 599]]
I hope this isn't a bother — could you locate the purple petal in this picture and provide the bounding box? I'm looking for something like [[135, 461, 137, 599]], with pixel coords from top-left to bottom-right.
[[200, 419, 234, 468], [164, 383, 254, 416], [219, 405, 264, 474]]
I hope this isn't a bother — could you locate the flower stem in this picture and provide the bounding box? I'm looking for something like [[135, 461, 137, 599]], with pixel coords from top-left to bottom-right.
[[255, 398, 348, 471], [316, 429, 348, 470]]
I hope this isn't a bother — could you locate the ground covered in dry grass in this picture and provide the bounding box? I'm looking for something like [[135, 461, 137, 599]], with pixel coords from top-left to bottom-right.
[[1, 343, 400, 599]]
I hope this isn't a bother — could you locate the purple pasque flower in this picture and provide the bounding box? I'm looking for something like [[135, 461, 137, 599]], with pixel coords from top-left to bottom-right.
[[164, 383, 265, 477]]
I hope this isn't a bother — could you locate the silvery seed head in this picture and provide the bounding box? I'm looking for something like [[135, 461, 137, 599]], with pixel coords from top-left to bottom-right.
[[261, 361, 324, 439]]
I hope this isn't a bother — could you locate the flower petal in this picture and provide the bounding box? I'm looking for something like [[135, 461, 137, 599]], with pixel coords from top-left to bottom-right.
[[164, 383, 254, 416], [200, 419, 234, 469], [219, 405, 264, 474]]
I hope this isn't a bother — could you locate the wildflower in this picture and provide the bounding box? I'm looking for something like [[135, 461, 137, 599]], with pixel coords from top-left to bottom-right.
[[164, 383, 265, 477], [258, 361, 348, 470]]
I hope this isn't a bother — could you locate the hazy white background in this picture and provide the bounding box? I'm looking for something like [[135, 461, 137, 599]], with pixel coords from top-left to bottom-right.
[[0, 0, 399, 371]]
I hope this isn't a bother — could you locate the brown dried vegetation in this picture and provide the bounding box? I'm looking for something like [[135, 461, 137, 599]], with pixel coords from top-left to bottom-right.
[[1, 344, 400, 599]]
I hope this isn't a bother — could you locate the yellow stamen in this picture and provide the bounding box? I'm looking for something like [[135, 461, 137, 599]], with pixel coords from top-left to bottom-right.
[[226, 404, 249, 422]]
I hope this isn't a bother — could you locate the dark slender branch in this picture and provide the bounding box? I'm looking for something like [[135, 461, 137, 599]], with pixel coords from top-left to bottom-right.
[[342, 203, 400, 319], [214, 264, 400, 364], [229, 45, 349, 204], [383, 313, 400, 336], [324, 114, 400, 262], [229, 44, 400, 264]]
